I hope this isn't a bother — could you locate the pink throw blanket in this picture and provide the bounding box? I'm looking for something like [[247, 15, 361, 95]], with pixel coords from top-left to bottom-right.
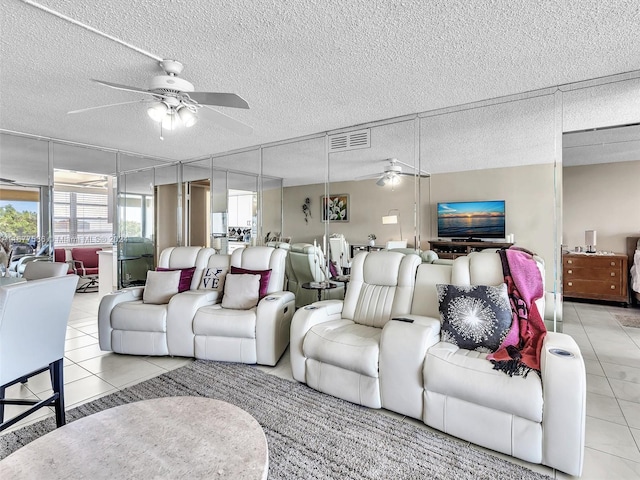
[[487, 247, 547, 377]]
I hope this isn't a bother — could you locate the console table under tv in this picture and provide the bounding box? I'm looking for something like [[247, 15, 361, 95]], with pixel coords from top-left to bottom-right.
[[429, 239, 513, 260]]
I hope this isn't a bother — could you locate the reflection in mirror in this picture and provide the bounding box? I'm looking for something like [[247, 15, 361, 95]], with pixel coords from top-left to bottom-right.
[[262, 137, 325, 246], [51, 143, 117, 253], [562, 76, 640, 309], [51, 143, 119, 292], [211, 150, 260, 254], [261, 175, 283, 244], [0, 134, 51, 275], [327, 120, 421, 257], [227, 172, 258, 253], [118, 168, 155, 288], [211, 167, 228, 253], [117, 152, 176, 288], [421, 93, 560, 330], [182, 159, 212, 247], [152, 163, 180, 255]]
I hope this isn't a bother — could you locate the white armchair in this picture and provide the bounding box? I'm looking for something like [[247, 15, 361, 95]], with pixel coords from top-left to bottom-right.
[[0, 275, 78, 431], [23, 261, 69, 280], [98, 246, 215, 356], [328, 234, 351, 275], [290, 251, 421, 408], [192, 246, 295, 365], [287, 243, 345, 308]]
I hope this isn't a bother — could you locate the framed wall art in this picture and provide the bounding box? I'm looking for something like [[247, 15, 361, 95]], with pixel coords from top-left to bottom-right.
[[321, 194, 349, 222]]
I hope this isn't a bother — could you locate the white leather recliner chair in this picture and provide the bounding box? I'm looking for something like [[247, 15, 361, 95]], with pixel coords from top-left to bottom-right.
[[287, 243, 345, 308], [328, 234, 351, 275], [192, 246, 295, 366], [290, 251, 421, 408], [98, 246, 215, 356], [419, 252, 585, 476]]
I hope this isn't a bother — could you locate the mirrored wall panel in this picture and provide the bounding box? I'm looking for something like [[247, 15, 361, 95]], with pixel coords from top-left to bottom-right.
[[420, 92, 562, 329], [0, 133, 51, 275]]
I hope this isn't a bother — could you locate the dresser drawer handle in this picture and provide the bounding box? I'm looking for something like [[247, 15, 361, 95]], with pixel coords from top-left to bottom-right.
[[611, 285, 615, 289], [611, 272, 615, 277], [567, 260, 573, 264], [568, 269, 572, 274], [567, 282, 573, 286], [611, 261, 616, 266]]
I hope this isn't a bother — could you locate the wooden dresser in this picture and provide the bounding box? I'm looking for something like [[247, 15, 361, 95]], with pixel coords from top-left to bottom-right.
[[563, 253, 628, 304]]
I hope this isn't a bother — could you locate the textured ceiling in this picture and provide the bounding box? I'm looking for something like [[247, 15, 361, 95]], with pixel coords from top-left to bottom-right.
[[1, 0, 640, 184]]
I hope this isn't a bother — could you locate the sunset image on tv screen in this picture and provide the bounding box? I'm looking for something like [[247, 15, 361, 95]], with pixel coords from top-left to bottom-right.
[[437, 201, 505, 238]]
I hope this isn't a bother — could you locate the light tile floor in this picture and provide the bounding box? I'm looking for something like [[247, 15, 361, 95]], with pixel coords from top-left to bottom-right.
[[3, 293, 640, 479]]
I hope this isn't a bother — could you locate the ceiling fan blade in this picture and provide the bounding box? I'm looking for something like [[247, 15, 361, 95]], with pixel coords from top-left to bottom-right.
[[68, 100, 148, 114], [188, 92, 249, 109], [398, 172, 430, 178], [201, 106, 253, 135], [355, 173, 381, 181], [91, 79, 158, 97]]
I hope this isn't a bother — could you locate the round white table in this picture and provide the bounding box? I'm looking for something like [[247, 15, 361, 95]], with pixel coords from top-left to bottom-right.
[[0, 397, 268, 479]]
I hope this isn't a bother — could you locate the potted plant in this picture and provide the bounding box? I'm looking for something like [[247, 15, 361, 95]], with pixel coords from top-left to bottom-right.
[[368, 233, 376, 247]]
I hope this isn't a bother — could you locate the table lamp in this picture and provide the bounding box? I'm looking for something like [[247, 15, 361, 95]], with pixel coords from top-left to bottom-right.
[[585, 230, 596, 253]]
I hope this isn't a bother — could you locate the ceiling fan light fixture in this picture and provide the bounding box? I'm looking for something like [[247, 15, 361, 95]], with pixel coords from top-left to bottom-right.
[[161, 110, 181, 131], [177, 106, 197, 127], [147, 102, 168, 122], [376, 176, 387, 187]]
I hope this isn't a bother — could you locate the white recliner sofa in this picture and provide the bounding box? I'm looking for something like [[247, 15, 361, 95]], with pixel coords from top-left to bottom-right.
[[99, 245, 295, 366], [192, 246, 295, 365], [290, 250, 585, 476], [98, 246, 216, 356]]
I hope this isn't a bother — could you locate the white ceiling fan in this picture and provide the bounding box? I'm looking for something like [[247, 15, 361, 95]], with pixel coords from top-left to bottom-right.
[[358, 159, 430, 186], [69, 60, 253, 137]]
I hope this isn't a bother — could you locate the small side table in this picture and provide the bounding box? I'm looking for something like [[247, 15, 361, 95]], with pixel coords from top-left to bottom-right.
[[331, 275, 350, 292], [302, 282, 338, 302]]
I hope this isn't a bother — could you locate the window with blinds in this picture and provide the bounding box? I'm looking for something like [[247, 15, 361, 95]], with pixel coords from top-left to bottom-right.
[[53, 190, 113, 245]]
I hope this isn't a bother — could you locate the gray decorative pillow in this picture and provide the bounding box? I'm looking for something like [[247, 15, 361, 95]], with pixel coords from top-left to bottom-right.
[[143, 270, 181, 304], [436, 283, 512, 353], [221, 273, 260, 310]]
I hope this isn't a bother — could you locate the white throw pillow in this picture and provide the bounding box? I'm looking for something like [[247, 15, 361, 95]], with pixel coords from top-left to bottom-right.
[[221, 273, 260, 309], [143, 270, 181, 304]]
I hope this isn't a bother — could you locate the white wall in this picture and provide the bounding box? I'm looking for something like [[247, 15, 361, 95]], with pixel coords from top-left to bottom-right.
[[563, 160, 640, 254]]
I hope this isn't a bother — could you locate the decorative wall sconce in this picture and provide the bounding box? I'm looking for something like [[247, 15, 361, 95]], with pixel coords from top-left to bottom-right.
[[302, 197, 311, 223]]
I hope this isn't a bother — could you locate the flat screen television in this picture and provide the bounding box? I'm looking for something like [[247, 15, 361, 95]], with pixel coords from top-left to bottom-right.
[[437, 200, 505, 240]]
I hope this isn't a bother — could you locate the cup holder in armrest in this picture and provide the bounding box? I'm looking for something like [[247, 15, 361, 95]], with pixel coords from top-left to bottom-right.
[[304, 306, 317, 310], [549, 348, 575, 358], [265, 297, 277, 301]]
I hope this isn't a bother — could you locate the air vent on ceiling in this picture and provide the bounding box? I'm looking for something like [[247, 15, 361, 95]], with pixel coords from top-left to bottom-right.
[[329, 129, 370, 152]]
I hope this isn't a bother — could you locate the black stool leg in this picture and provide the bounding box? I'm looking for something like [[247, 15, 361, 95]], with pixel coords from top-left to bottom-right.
[[0, 385, 5, 423], [51, 359, 65, 428]]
